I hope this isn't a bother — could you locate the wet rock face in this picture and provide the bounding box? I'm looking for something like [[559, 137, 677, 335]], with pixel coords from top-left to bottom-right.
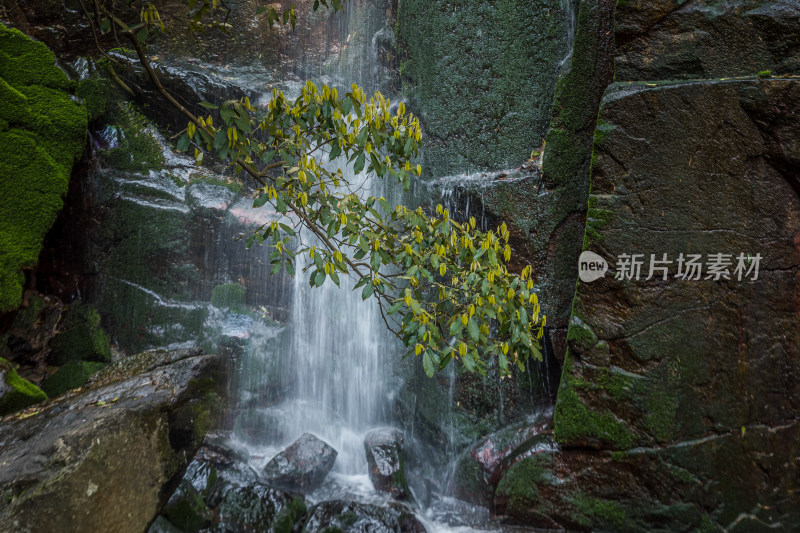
[[262, 433, 338, 493], [397, 0, 571, 176], [615, 0, 800, 81], [545, 78, 800, 530], [364, 427, 409, 500], [0, 349, 224, 533], [302, 500, 425, 533], [558, 79, 800, 450]]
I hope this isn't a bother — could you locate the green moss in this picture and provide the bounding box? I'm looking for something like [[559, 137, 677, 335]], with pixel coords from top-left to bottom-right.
[[49, 302, 111, 364], [495, 454, 552, 515], [162, 489, 211, 531], [41, 360, 106, 398], [76, 69, 113, 121], [640, 382, 679, 443], [571, 367, 635, 402], [583, 187, 612, 249], [273, 496, 307, 533], [592, 121, 615, 145], [211, 283, 246, 309], [566, 314, 598, 352], [0, 357, 47, 415], [398, 0, 567, 175], [570, 493, 628, 530], [101, 102, 164, 172], [554, 360, 634, 449], [0, 24, 87, 312]]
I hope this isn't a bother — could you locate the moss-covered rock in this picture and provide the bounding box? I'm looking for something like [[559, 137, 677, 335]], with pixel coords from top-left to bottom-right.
[[41, 360, 106, 398], [536, 0, 616, 344], [49, 302, 111, 365], [398, 0, 570, 176], [0, 349, 224, 532], [0, 357, 47, 415], [210, 283, 246, 310], [0, 24, 87, 312]]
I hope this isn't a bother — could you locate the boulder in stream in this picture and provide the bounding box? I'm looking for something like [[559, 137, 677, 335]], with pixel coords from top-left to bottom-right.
[[262, 433, 338, 493], [364, 427, 410, 500], [0, 348, 224, 533], [302, 500, 426, 533]]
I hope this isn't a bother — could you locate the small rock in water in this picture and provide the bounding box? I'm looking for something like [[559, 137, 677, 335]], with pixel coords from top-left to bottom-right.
[[216, 483, 305, 532], [364, 427, 410, 500], [303, 500, 426, 533], [262, 432, 337, 493]]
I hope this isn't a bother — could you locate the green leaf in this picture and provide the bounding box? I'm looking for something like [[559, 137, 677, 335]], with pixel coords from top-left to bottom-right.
[[423, 351, 435, 377], [329, 143, 341, 160], [136, 28, 148, 43], [199, 102, 219, 110], [462, 351, 476, 372], [176, 133, 190, 152], [354, 151, 366, 174], [214, 130, 227, 151], [278, 223, 296, 236], [253, 194, 269, 208], [449, 320, 463, 337], [467, 317, 479, 342], [361, 283, 373, 300], [314, 270, 326, 287]]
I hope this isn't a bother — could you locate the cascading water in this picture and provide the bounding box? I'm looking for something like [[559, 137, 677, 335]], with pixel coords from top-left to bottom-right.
[[233, 158, 402, 485], [226, 0, 406, 501]]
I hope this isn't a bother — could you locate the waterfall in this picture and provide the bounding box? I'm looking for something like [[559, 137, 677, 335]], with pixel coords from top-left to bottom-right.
[[226, 0, 404, 499]]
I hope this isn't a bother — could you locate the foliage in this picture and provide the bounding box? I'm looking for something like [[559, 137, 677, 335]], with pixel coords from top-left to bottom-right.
[[81, 1, 545, 376]]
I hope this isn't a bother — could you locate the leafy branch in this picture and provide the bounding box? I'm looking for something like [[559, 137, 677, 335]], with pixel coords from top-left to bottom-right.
[[83, 0, 546, 377]]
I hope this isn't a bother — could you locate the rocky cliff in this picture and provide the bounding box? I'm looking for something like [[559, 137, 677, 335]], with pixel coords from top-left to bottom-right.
[[494, 1, 800, 531]]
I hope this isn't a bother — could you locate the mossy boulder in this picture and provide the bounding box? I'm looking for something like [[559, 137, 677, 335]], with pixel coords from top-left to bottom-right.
[[0, 348, 224, 532], [0, 357, 47, 416], [0, 24, 87, 312], [41, 360, 106, 398], [210, 283, 246, 310], [49, 302, 111, 365]]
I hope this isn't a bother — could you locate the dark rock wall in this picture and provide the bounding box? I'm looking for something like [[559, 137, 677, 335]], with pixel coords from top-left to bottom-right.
[[526, 0, 800, 530], [615, 0, 800, 81], [538, 0, 617, 352]]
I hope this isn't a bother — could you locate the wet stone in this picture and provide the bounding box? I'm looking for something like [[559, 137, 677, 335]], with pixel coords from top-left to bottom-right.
[[262, 433, 338, 493], [302, 500, 426, 533], [364, 427, 409, 500]]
